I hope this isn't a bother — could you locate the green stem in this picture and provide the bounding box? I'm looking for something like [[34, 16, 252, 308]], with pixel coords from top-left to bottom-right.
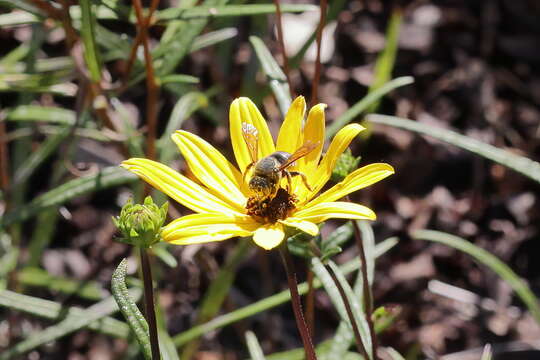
[[351, 220, 378, 359], [279, 243, 317, 360], [140, 247, 160, 359]]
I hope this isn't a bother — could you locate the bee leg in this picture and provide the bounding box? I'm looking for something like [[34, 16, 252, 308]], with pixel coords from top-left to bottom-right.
[[243, 162, 254, 184], [285, 170, 293, 193], [289, 171, 313, 192]]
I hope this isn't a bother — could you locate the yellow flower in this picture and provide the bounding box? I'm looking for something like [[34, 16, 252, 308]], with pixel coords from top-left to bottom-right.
[[121, 96, 394, 250]]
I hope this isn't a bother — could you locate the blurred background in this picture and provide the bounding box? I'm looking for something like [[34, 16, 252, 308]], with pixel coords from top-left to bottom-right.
[[1, 0, 540, 359]]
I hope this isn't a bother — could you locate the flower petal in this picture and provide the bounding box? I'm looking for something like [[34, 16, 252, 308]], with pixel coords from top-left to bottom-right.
[[294, 103, 326, 198], [172, 131, 247, 206], [279, 217, 319, 236], [304, 123, 365, 202], [161, 213, 259, 244], [307, 163, 394, 207], [121, 158, 242, 215], [276, 96, 306, 153], [230, 97, 276, 173], [252, 222, 285, 250], [294, 201, 376, 223]]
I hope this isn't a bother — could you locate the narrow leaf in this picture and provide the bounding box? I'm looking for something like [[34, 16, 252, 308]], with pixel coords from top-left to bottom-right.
[[1, 167, 137, 227], [249, 36, 292, 115], [245, 331, 266, 360], [366, 9, 402, 113], [172, 237, 398, 347], [190, 28, 238, 53], [413, 230, 540, 323], [0, 290, 131, 338], [157, 4, 317, 21], [0, 287, 141, 359], [368, 114, 540, 184], [80, 0, 102, 82], [17, 267, 103, 301], [326, 76, 414, 139], [111, 258, 152, 360]]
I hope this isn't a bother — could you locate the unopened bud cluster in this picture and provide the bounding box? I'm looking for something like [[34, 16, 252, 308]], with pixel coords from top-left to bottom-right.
[[331, 148, 361, 182], [113, 196, 168, 248]]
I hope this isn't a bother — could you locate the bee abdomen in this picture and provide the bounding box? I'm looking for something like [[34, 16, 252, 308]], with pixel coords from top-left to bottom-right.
[[268, 151, 291, 164]]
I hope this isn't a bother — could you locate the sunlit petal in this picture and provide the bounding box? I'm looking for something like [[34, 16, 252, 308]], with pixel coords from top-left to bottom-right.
[[161, 213, 259, 244], [252, 222, 285, 250], [276, 96, 306, 153], [295, 201, 376, 223], [303, 123, 365, 202], [279, 217, 319, 236], [121, 159, 242, 215], [172, 131, 248, 205], [294, 103, 326, 198], [230, 97, 275, 173], [307, 163, 394, 207]]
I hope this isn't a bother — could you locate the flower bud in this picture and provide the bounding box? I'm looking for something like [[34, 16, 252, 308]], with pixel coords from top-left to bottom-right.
[[113, 196, 168, 248], [330, 148, 361, 182]]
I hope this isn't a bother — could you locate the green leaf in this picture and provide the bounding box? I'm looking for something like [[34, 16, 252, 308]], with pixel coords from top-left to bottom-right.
[[154, 0, 229, 77], [14, 127, 70, 185], [249, 36, 292, 115], [18, 267, 103, 301], [0, 0, 44, 16], [172, 237, 398, 347], [1, 167, 137, 227], [481, 344, 492, 360], [0, 11, 38, 26], [326, 76, 414, 139], [367, 114, 540, 184], [190, 28, 238, 53], [111, 258, 152, 360], [80, 0, 102, 82], [413, 230, 540, 324], [5, 105, 75, 125], [158, 74, 200, 85], [0, 289, 131, 338], [245, 330, 267, 360], [384, 347, 406, 360], [157, 4, 317, 21], [366, 9, 402, 113], [0, 286, 141, 359]]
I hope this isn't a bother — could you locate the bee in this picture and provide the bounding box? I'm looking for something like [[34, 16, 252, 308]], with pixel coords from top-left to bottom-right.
[[241, 122, 319, 199]]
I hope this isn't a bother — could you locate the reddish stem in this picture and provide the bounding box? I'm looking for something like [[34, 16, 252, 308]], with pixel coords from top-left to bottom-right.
[[310, 0, 328, 105], [272, 0, 294, 96]]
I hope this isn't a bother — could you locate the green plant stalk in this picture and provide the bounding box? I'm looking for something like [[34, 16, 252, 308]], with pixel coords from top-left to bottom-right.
[[172, 237, 398, 347], [140, 248, 161, 359], [279, 243, 317, 360], [413, 230, 540, 323], [112, 258, 152, 359], [309, 243, 368, 358], [351, 219, 378, 359]]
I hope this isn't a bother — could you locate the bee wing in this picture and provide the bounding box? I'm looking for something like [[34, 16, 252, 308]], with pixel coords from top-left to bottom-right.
[[241, 122, 259, 163], [278, 141, 320, 171]]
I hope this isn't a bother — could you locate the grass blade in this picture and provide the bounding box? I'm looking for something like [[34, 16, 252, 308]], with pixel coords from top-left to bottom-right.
[[5, 105, 76, 125], [112, 258, 152, 360], [172, 237, 398, 347], [367, 114, 540, 184], [249, 36, 292, 115], [0, 287, 141, 359], [0, 290, 131, 338], [1, 167, 137, 227], [80, 0, 102, 82], [413, 230, 540, 324], [157, 4, 317, 21], [366, 9, 402, 113], [246, 330, 267, 360], [190, 28, 238, 53], [18, 267, 103, 301], [326, 76, 414, 139]]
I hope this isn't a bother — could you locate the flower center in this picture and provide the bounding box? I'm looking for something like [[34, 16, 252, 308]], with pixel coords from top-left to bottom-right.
[[246, 188, 297, 223]]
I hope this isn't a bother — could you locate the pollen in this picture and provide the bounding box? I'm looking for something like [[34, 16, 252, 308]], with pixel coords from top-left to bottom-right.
[[246, 188, 297, 223]]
